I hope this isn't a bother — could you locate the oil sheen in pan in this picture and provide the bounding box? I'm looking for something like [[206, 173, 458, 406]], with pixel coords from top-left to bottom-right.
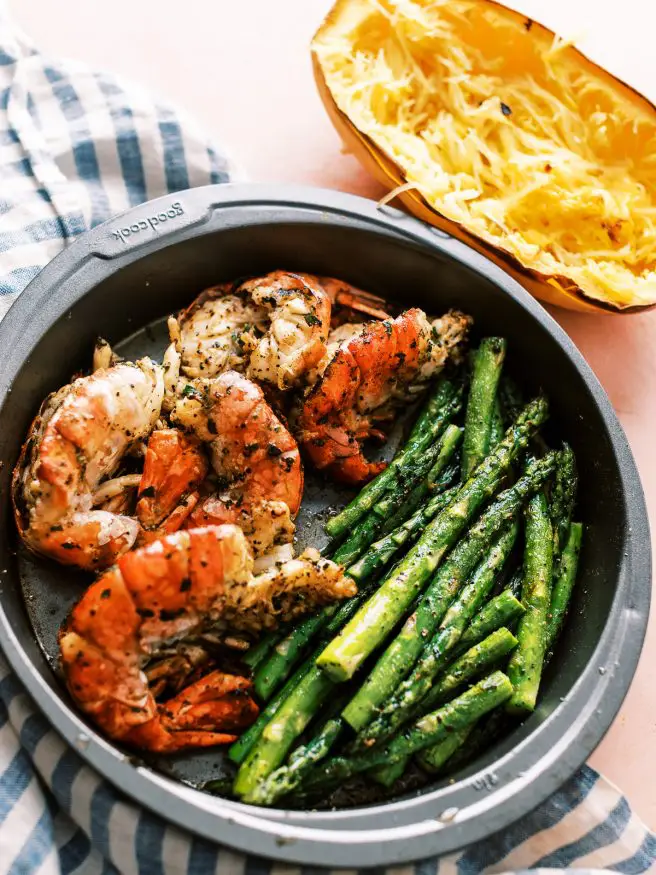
[[17, 314, 408, 789]]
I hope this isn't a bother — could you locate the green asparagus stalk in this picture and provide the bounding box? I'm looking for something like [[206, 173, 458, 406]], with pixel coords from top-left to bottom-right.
[[329, 513, 384, 571], [505, 567, 524, 599], [375, 425, 463, 534], [438, 707, 511, 775], [376, 425, 461, 515], [546, 521, 583, 650], [550, 445, 578, 559], [233, 665, 334, 799], [235, 575, 381, 759], [245, 689, 354, 805], [420, 627, 519, 715], [416, 724, 475, 774], [331, 426, 461, 569], [252, 573, 380, 703], [462, 338, 507, 480], [253, 615, 327, 701], [245, 714, 344, 805], [317, 397, 550, 684], [355, 522, 519, 746], [369, 757, 407, 788], [380, 462, 459, 537], [499, 376, 549, 455], [407, 376, 462, 443], [304, 672, 513, 788], [456, 590, 524, 653], [241, 630, 284, 671], [347, 486, 458, 584], [507, 490, 554, 714], [325, 378, 464, 538], [372, 627, 518, 786], [228, 659, 315, 765], [342, 453, 555, 731], [253, 442, 460, 703]]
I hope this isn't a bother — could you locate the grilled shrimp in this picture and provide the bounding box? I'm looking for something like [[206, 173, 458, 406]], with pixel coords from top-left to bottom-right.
[[162, 271, 391, 401], [13, 360, 164, 570], [59, 525, 354, 752], [136, 428, 208, 540], [163, 271, 332, 395], [296, 309, 471, 484], [315, 276, 390, 323], [171, 370, 303, 562]]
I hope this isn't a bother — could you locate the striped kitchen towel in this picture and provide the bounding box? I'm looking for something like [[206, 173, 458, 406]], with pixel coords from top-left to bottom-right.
[[0, 7, 654, 875]]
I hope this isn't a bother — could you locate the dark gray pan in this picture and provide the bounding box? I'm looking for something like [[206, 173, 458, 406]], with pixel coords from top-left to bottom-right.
[[0, 184, 649, 867]]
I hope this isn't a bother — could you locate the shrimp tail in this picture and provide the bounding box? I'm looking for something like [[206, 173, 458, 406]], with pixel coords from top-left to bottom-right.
[[136, 428, 208, 539], [317, 275, 391, 322], [122, 670, 257, 752]]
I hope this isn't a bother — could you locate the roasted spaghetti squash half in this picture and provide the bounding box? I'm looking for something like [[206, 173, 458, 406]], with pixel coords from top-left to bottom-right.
[[312, 0, 656, 312]]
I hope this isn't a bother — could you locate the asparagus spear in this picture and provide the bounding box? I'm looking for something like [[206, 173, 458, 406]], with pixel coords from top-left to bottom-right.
[[252, 573, 380, 703], [381, 462, 459, 536], [234, 593, 522, 796], [253, 615, 327, 701], [456, 590, 524, 653], [304, 672, 513, 788], [507, 490, 554, 714], [420, 626, 519, 715], [318, 397, 550, 684], [253, 449, 458, 702], [342, 453, 555, 731], [375, 425, 462, 534], [550, 445, 578, 560], [438, 707, 511, 775], [329, 513, 384, 571], [505, 567, 524, 599], [229, 658, 315, 765], [372, 627, 518, 786], [332, 426, 461, 569], [325, 378, 464, 538], [245, 713, 344, 805], [369, 757, 407, 788], [377, 425, 461, 513], [347, 486, 458, 584], [416, 724, 475, 774], [245, 689, 354, 805], [355, 523, 519, 746], [546, 521, 583, 650], [462, 338, 507, 480], [499, 376, 549, 455], [233, 665, 334, 799], [231, 570, 384, 774], [241, 630, 284, 671], [407, 375, 462, 443]]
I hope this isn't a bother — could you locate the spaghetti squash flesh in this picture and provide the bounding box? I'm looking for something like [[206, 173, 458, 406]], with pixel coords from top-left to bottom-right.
[[314, 0, 656, 308]]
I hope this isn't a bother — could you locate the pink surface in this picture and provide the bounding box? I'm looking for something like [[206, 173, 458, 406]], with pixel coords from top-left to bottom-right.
[[14, 0, 656, 831]]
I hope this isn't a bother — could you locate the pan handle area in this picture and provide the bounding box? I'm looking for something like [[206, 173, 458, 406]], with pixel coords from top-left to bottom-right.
[[88, 195, 214, 259]]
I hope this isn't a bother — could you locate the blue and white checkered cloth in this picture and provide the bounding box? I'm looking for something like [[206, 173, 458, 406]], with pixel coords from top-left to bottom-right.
[[0, 8, 654, 875]]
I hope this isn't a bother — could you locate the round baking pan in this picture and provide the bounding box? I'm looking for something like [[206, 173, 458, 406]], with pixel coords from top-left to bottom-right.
[[0, 183, 650, 867]]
